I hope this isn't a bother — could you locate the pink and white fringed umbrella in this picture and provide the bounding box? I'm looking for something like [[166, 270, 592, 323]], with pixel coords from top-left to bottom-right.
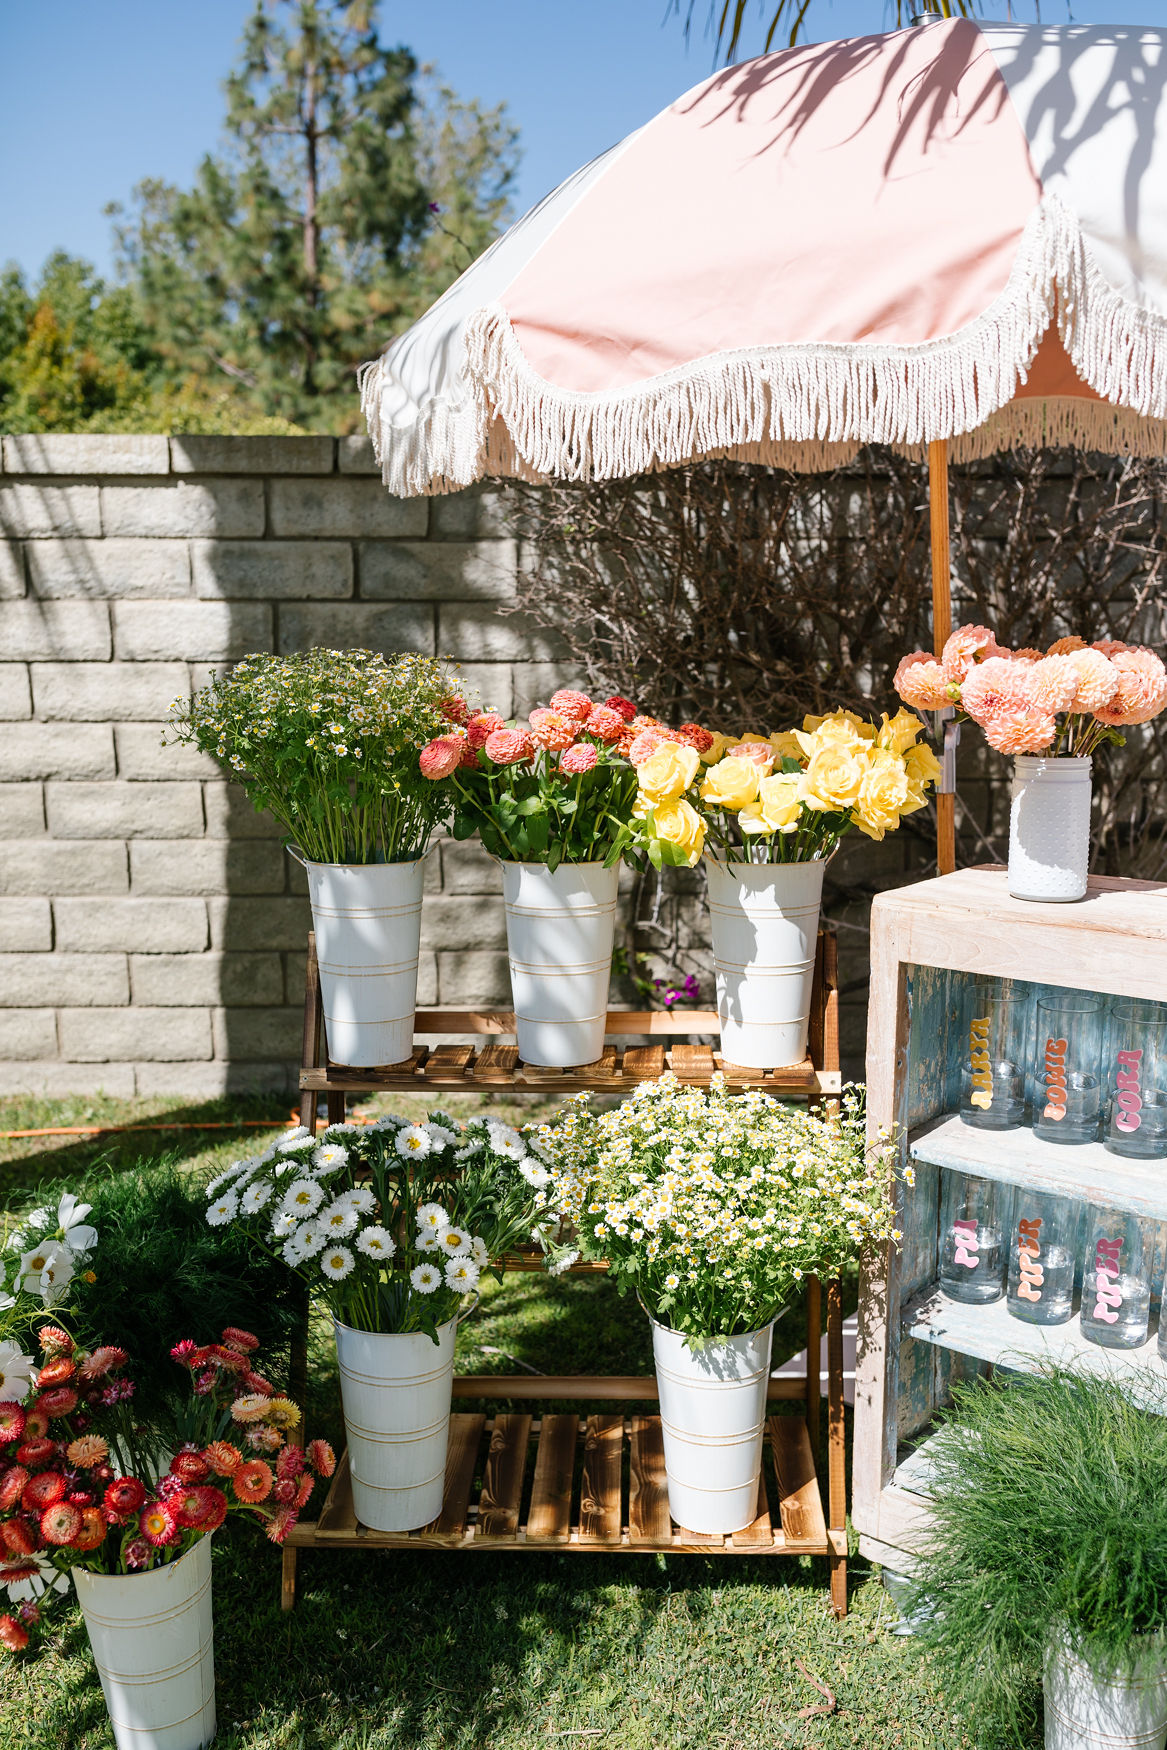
[[361, 18, 1167, 868]]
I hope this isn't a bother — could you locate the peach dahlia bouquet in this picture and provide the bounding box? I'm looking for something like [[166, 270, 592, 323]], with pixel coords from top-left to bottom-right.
[[895, 626, 1167, 758]]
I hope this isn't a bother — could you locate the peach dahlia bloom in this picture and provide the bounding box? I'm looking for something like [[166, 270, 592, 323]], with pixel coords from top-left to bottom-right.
[[941, 625, 1003, 683], [1067, 648, 1119, 713], [894, 651, 952, 711], [1091, 639, 1129, 659], [980, 704, 1058, 755], [960, 657, 1030, 723], [528, 708, 577, 752], [1093, 647, 1167, 726], [1024, 654, 1079, 715]]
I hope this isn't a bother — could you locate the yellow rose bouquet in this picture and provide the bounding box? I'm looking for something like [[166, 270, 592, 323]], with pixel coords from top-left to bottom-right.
[[629, 710, 939, 867]]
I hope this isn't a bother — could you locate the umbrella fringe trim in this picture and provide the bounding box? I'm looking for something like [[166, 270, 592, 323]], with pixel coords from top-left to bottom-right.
[[361, 193, 1167, 492]]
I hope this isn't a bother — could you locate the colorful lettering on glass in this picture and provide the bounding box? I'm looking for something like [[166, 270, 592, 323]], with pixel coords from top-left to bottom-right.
[[953, 1217, 980, 1269], [969, 1017, 993, 1109], [1092, 1235, 1123, 1323], [1044, 1036, 1069, 1122], [1115, 1048, 1144, 1134], [1016, 1217, 1043, 1301]]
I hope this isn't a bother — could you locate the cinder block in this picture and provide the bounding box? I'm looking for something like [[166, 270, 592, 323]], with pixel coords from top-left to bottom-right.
[[202, 782, 285, 839], [192, 540, 352, 600], [208, 896, 311, 951], [3, 600, 111, 660], [129, 839, 287, 896], [46, 781, 204, 839], [4, 434, 170, 475], [212, 1005, 302, 1060], [0, 666, 32, 719], [0, 897, 52, 951], [0, 952, 128, 1004], [0, 784, 45, 837], [419, 895, 507, 951], [135, 1061, 295, 1098], [0, 723, 115, 781], [115, 724, 220, 782], [59, 1006, 213, 1062], [26, 538, 190, 598], [439, 604, 567, 663], [0, 1062, 136, 1097], [416, 950, 438, 1007], [436, 950, 511, 1006], [101, 480, 264, 539], [512, 663, 585, 716], [55, 897, 209, 953], [0, 543, 24, 597], [33, 662, 189, 722], [359, 539, 517, 602], [112, 600, 272, 661], [431, 487, 511, 539], [131, 951, 284, 1006], [0, 840, 127, 896], [171, 436, 335, 475], [440, 842, 502, 896], [277, 602, 433, 656], [0, 483, 101, 538], [449, 663, 511, 717], [268, 477, 427, 539], [0, 1008, 57, 1059], [337, 436, 379, 475]]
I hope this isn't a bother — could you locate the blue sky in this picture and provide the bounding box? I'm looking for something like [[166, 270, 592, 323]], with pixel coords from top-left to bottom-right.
[[2, 1, 1164, 282]]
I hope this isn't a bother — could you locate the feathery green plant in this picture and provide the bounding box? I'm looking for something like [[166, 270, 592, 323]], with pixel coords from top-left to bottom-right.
[[915, 1367, 1167, 1747]]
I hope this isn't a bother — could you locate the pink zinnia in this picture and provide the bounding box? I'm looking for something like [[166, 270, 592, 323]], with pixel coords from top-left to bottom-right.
[[419, 735, 465, 781], [583, 705, 625, 743], [1067, 648, 1120, 713], [559, 743, 598, 775], [466, 711, 505, 749], [894, 651, 952, 711], [960, 657, 1029, 724], [483, 727, 533, 765], [1093, 647, 1167, 726], [626, 728, 667, 765], [528, 708, 577, 752], [1023, 654, 1079, 715], [941, 624, 1004, 683], [604, 695, 637, 722], [441, 694, 470, 725], [980, 705, 1057, 755], [548, 688, 593, 722]]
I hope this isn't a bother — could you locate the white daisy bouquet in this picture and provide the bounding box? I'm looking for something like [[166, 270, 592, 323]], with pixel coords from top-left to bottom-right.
[[0, 1190, 100, 1407], [529, 1075, 900, 1340], [204, 1112, 552, 1339]]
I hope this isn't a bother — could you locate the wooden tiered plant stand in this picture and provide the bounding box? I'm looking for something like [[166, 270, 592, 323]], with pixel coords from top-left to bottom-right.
[[283, 929, 849, 1616]]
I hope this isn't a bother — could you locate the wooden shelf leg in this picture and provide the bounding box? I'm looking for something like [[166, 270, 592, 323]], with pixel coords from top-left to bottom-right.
[[281, 1544, 298, 1611], [326, 1090, 346, 1125], [827, 1277, 847, 1619], [805, 1274, 821, 1452]]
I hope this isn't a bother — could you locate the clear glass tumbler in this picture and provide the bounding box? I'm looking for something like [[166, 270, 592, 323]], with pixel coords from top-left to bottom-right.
[[1006, 1190, 1082, 1325], [1105, 999, 1167, 1161], [1080, 1207, 1154, 1349], [939, 1171, 1011, 1305], [1033, 994, 1105, 1145], [959, 980, 1029, 1130]]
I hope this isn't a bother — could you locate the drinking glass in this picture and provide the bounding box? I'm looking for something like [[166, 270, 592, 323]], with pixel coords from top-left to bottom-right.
[[959, 980, 1029, 1130], [1005, 1190, 1082, 1326], [1032, 994, 1104, 1145], [1080, 1207, 1154, 1349], [939, 1171, 1011, 1305], [1104, 999, 1167, 1161]]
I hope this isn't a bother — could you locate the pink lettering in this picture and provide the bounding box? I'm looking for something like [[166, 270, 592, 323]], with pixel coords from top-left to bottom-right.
[[953, 1217, 980, 1270], [1115, 1049, 1144, 1133]]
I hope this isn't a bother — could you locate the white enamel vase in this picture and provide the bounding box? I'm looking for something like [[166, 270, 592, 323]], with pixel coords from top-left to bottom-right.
[[296, 855, 425, 1066], [334, 1316, 458, 1532], [1044, 1627, 1167, 1750], [650, 1315, 775, 1534], [705, 858, 825, 1068], [73, 1536, 216, 1750], [500, 860, 619, 1067], [1008, 756, 1092, 903]]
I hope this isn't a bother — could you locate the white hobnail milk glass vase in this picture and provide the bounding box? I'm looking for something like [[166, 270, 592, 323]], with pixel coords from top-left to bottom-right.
[[649, 1315, 775, 1534], [705, 858, 825, 1068], [500, 860, 619, 1067], [294, 854, 425, 1067], [1008, 756, 1092, 903]]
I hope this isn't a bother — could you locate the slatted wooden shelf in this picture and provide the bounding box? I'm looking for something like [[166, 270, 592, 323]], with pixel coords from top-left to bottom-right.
[[287, 1412, 837, 1557]]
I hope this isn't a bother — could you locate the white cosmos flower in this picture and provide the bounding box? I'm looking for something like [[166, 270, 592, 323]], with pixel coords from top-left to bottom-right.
[[437, 1227, 471, 1258], [320, 1246, 355, 1281], [410, 1263, 441, 1294], [0, 1341, 35, 1399], [469, 1237, 489, 1268], [416, 1202, 449, 1233], [318, 1201, 358, 1239], [280, 1180, 324, 1220], [24, 1244, 74, 1306], [444, 1258, 480, 1291], [355, 1225, 395, 1260], [311, 1144, 349, 1176], [240, 1181, 274, 1216], [339, 1186, 375, 1215], [395, 1125, 432, 1159], [52, 1193, 98, 1257]]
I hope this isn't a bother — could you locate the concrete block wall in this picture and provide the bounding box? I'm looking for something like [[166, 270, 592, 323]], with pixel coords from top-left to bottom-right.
[[0, 434, 576, 1098]]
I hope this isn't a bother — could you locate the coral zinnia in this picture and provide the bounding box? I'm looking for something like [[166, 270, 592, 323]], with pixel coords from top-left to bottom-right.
[[39, 1501, 82, 1546], [419, 734, 466, 781], [0, 1404, 26, 1444], [0, 1613, 29, 1652], [306, 1439, 336, 1479], [66, 1435, 109, 1470], [583, 704, 625, 743], [465, 711, 504, 750], [21, 1471, 66, 1512], [528, 708, 577, 753], [482, 726, 533, 765], [138, 1500, 178, 1547], [233, 1460, 273, 1504], [103, 1476, 146, 1519], [548, 688, 593, 722], [203, 1441, 242, 1477], [559, 743, 597, 775], [676, 723, 715, 754]]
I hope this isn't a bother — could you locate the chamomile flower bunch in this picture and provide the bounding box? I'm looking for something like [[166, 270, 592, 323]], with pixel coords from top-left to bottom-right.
[[531, 1074, 900, 1340], [204, 1112, 554, 1341]]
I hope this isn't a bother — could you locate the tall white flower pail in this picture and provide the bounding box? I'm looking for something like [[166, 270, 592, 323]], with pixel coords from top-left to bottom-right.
[[1008, 756, 1093, 904], [296, 855, 425, 1066], [334, 1316, 457, 1532], [705, 858, 825, 1068], [73, 1536, 216, 1750], [650, 1316, 775, 1534], [500, 860, 619, 1067], [1044, 1627, 1167, 1750]]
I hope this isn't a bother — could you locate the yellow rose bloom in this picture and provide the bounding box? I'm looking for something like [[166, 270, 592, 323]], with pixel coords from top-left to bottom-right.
[[739, 773, 803, 835], [793, 723, 870, 765], [852, 748, 911, 840], [635, 740, 699, 800], [875, 708, 925, 756], [903, 739, 941, 786], [637, 797, 706, 865], [698, 756, 760, 811], [804, 709, 876, 741], [698, 731, 732, 765], [769, 730, 805, 765], [901, 779, 930, 816], [798, 743, 867, 812]]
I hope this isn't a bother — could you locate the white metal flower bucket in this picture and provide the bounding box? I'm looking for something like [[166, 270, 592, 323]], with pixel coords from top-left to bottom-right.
[[500, 860, 619, 1067], [705, 858, 825, 1068], [295, 854, 425, 1066], [1044, 1626, 1167, 1750], [1008, 756, 1092, 904], [73, 1536, 216, 1750], [650, 1315, 775, 1534], [334, 1315, 458, 1532]]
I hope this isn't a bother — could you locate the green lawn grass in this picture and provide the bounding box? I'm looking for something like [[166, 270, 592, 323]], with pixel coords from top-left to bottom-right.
[[0, 1097, 981, 1750]]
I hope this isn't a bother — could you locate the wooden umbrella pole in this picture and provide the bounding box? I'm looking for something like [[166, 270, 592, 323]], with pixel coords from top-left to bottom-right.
[[928, 439, 956, 876]]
